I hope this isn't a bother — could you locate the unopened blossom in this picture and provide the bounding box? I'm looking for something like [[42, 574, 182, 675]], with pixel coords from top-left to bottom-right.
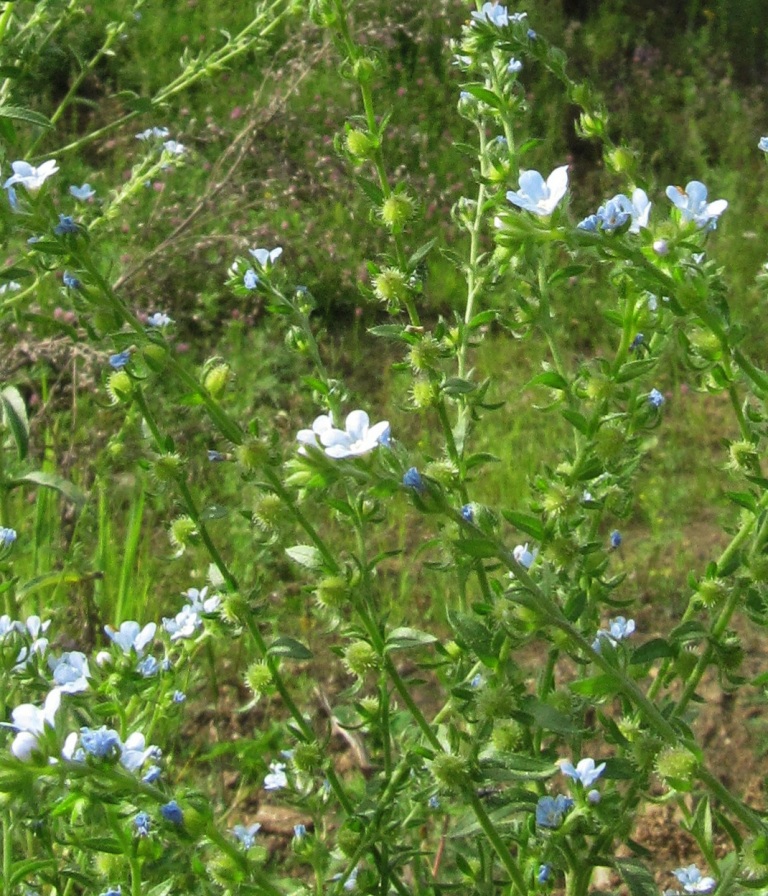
[[81, 726, 122, 759], [513, 543, 536, 568], [403, 467, 425, 493], [672, 864, 716, 894], [134, 812, 151, 837], [109, 350, 131, 370], [507, 166, 569, 216], [560, 757, 606, 787], [666, 180, 727, 230], [471, 3, 509, 26], [610, 530, 622, 549], [49, 651, 90, 693], [508, 57, 523, 73], [0, 526, 16, 547], [648, 388, 665, 408], [248, 246, 282, 267], [243, 268, 259, 290], [8, 689, 61, 760], [54, 214, 78, 236], [4, 160, 59, 192], [105, 621, 157, 656], [627, 188, 651, 232], [160, 800, 184, 825], [62, 272, 80, 289]]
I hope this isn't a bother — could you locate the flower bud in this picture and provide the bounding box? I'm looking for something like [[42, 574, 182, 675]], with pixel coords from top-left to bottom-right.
[[655, 746, 698, 787], [345, 128, 376, 161], [430, 752, 471, 792], [153, 452, 184, 482], [169, 515, 198, 554], [235, 438, 270, 470], [106, 370, 133, 405], [604, 146, 635, 175], [352, 56, 377, 83], [203, 361, 232, 398], [373, 267, 408, 306], [315, 575, 349, 611], [245, 661, 273, 697], [652, 238, 669, 256], [577, 111, 606, 139]]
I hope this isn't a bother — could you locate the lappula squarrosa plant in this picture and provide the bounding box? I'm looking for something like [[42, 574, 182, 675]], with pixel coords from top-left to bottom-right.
[[4, 2, 768, 896]]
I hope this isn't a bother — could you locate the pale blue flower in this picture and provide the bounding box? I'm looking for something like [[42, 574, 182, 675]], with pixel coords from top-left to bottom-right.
[[759, 136, 768, 152], [100, 888, 121, 896], [8, 689, 60, 761], [629, 333, 644, 352], [62, 272, 81, 289], [296, 413, 335, 453], [471, 3, 509, 26], [147, 311, 172, 327], [593, 616, 635, 652], [137, 655, 159, 677], [160, 800, 184, 825], [54, 215, 78, 236], [162, 604, 203, 641], [136, 127, 169, 141], [428, 795, 440, 809], [470, 673, 484, 688], [344, 868, 359, 892], [69, 183, 95, 201], [248, 246, 282, 267], [577, 214, 600, 232], [293, 823, 306, 839], [403, 467, 425, 492], [207, 449, 225, 462], [535, 794, 573, 829], [595, 195, 632, 232], [666, 181, 727, 230], [243, 268, 259, 290], [0, 527, 17, 547], [648, 388, 665, 408], [672, 864, 716, 894], [162, 140, 186, 156], [232, 822, 261, 848], [587, 789, 601, 804], [142, 764, 162, 783], [610, 530, 622, 549], [134, 812, 151, 837], [508, 57, 523, 73], [507, 166, 568, 216], [264, 760, 288, 791], [120, 731, 161, 771], [81, 726, 122, 759], [4, 160, 59, 192], [538, 864, 551, 884], [627, 188, 651, 233], [461, 504, 474, 522], [653, 238, 669, 255], [513, 543, 536, 568], [0, 281, 21, 295], [49, 651, 90, 693], [172, 690, 186, 703], [105, 621, 157, 656], [560, 757, 606, 787], [109, 350, 131, 370]]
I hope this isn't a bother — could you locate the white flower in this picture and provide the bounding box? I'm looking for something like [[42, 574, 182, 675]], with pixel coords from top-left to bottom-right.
[[136, 126, 169, 141], [560, 757, 606, 787], [162, 603, 203, 641], [184, 586, 220, 614], [263, 761, 288, 791], [297, 413, 336, 453], [8, 690, 61, 760], [49, 651, 90, 693], [147, 311, 173, 327], [506, 166, 569, 216], [104, 621, 157, 656], [317, 410, 391, 459], [4, 160, 59, 192]]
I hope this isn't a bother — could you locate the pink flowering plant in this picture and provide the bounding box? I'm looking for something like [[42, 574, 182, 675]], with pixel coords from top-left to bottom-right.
[[2, 1, 768, 895]]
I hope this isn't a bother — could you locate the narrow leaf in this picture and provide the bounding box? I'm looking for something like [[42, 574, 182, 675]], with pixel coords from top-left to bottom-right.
[[267, 637, 313, 660], [1, 386, 29, 460], [12, 471, 86, 506]]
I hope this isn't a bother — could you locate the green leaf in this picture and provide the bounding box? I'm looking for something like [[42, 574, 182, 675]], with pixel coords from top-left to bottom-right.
[[386, 627, 438, 651], [446, 610, 495, 661], [1, 385, 29, 460], [480, 751, 559, 781], [725, 490, 757, 512], [355, 175, 383, 206], [442, 377, 477, 396], [11, 471, 86, 506], [521, 696, 577, 734], [569, 674, 616, 698], [526, 371, 568, 390], [454, 537, 498, 559], [500, 510, 543, 540], [614, 858, 659, 896], [461, 84, 504, 110], [615, 358, 657, 383], [467, 309, 498, 330], [200, 504, 228, 521], [267, 637, 313, 660], [407, 238, 437, 269], [560, 408, 590, 434], [285, 544, 324, 571], [630, 638, 675, 665], [0, 104, 52, 129]]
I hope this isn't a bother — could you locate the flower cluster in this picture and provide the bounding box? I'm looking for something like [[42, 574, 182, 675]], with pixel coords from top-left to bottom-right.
[[593, 616, 636, 652], [162, 586, 221, 641]]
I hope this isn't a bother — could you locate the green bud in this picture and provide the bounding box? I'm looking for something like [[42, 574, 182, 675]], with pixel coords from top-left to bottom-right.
[[475, 684, 516, 722], [203, 361, 232, 398], [492, 720, 523, 752], [373, 267, 408, 307], [655, 746, 698, 786], [695, 577, 728, 608], [153, 452, 184, 482], [293, 742, 323, 774], [169, 515, 198, 554], [408, 335, 442, 372], [107, 370, 133, 405], [380, 193, 415, 231], [410, 377, 438, 409], [604, 146, 635, 175], [235, 438, 270, 470], [352, 56, 377, 83], [315, 575, 349, 612], [245, 661, 273, 697], [343, 640, 380, 677], [345, 128, 376, 160], [430, 752, 471, 792]]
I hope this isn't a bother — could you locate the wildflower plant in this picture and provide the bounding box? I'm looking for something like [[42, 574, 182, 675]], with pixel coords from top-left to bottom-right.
[[2, 1, 768, 895]]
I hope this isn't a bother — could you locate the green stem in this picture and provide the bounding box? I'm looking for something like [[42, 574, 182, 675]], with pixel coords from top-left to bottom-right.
[[467, 791, 527, 896]]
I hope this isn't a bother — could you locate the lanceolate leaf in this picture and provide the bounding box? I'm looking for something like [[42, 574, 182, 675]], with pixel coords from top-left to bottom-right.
[[11, 471, 86, 507], [1, 385, 29, 460]]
